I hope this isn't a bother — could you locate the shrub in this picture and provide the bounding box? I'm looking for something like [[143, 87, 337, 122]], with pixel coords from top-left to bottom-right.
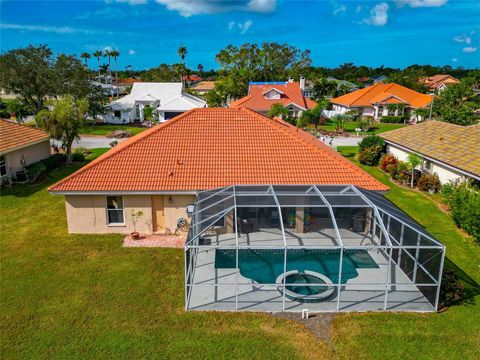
[[392, 161, 410, 183], [441, 181, 480, 244], [357, 145, 384, 166], [74, 147, 91, 156], [379, 154, 398, 173], [25, 162, 47, 183], [439, 269, 465, 308], [381, 116, 405, 123], [418, 174, 441, 193], [358, 135, 385, 151], [71, 151, 86, 162], [42, 153, 66, 170]]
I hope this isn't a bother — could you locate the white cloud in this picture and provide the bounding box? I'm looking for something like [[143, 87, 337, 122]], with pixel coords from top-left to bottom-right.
[[462, 47, 477, 53], [363, 3, 389, 26], [227, 20, 253, 34], [451, 58, 458, 62], [453, 34, 472, 44], [247, 0, 276, 13], [0, 23, 94, 34], [128, 49, 137, 55], [395, 0, 447, 7], [356, 5, 362, 13], [333, 3, 346, 15], [154, 0, 276, 17]]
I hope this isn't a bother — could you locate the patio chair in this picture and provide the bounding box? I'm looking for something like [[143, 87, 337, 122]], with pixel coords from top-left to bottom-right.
[[238, 218, 254, 234]]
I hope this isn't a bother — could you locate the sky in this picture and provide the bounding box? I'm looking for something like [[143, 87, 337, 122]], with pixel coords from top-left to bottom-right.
[[0, 0, 479, 71]]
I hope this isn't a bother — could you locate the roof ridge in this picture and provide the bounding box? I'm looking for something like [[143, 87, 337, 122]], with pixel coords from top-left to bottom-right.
[[48, 109, 200, 191], [238, 107, 386, 189]]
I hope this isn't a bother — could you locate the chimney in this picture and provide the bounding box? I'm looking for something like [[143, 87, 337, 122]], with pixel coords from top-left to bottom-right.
[[288, 77, 294, 83], [300, 76, 305, 91]]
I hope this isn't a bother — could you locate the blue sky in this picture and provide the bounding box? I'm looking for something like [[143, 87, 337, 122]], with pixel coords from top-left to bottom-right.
[[1, 0, 479, 71]]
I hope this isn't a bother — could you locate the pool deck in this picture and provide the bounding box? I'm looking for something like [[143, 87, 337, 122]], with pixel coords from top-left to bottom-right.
[[186, 228, 436, 312]]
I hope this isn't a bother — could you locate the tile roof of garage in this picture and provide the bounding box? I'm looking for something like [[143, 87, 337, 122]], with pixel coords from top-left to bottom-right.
[[0, 120, 50, 154], [49, 107, 388, 193], [230, 82, 316, 111], [380, 121, 480, 179]]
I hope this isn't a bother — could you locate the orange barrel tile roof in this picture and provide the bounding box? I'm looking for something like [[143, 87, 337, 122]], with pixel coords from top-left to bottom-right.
[[230, 82, 316, 111], [331, 83, 432, 108], [49, 107, 388, 193], [0, 120, 50, 154], [380, 121, 480, 179]]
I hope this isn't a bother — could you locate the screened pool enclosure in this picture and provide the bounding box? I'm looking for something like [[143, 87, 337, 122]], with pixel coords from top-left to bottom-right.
[[185, 185, 445, 312]]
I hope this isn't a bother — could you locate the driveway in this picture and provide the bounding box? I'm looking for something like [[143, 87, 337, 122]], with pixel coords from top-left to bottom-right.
[[318, 136, 363, 148], [51, 135, 127, 149]]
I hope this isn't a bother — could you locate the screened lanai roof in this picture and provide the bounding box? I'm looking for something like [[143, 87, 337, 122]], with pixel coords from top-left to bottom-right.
[[186, 184, 444, 249]]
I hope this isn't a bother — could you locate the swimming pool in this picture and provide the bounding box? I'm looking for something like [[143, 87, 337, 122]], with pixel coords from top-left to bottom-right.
[[214, 248, 379, 285]]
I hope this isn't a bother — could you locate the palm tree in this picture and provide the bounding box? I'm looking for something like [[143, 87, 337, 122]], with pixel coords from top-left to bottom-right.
[[93, 50, 103, 78], [80, 52, 91, 67], [407, 154, 423, 188], [103, 50, 112, 83], [177, 46, 187, 64], [197, 63, 204, 76], [110, 50, 120, 86], [268, 103, 289, 119]]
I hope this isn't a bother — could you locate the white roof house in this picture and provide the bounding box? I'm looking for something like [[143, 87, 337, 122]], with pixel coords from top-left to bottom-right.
[[106, 82, 206, 124]]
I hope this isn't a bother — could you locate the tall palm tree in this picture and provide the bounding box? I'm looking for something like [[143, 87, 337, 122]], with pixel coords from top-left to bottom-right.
[[93, 50, 102, 78], [110, 50, 120, 86], [197, 63, 204, 76], [103, 50, 112, 84], [177, 46, 187, 64], [80, 52, 91, 67]]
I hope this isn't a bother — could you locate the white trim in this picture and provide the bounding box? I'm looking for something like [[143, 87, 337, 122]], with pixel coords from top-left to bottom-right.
[[385, 141, 480, 180], [0, 138, 50, 156], [106, 195, 125, 226], [50, 190, 198, 196], [261, 88, 284, 95]]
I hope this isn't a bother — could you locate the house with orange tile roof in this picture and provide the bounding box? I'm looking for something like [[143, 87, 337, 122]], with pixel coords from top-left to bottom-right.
[[49, 107, 387, 235], [330, 83, 432, 122], [230, 78, 316, 118], [0, 120, 51, 186], [418, 74, 460, 92]]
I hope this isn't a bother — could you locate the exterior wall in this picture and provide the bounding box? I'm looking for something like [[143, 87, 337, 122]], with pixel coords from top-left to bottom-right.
[[64, 194, 195, 234], [386, 144, 467, 185], [104, 109, 133, 124], [3, 140, 51, 177]]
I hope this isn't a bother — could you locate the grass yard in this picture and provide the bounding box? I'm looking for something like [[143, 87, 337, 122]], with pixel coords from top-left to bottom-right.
[[312, 122, 405, 135], [78, 124, 147, 136], [1, 148, 479, 359]]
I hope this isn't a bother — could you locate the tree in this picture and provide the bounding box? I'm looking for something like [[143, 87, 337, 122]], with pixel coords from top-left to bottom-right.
[[297, 101, 328, 137], [110, 50, 120, 87], [143, 105, 156, 125], [197, 63, 204, 76], [103, 50, 112, 83], [268, 103, 289, 118], [6, 99, 30, 123], [432, 81, 480, 125], [93, 50, 103, 78], [36, 96, 88, 164], [407, 153, 422, 188], [312, 77, 337, 100], [142, 63, 178, 82], [80, 52, 91, 67], [0, 45, 55, 114], [177, 46, 187, 64]]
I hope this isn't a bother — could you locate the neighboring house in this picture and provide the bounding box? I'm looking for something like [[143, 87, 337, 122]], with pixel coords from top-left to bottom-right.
[[380, 121, 480, 184], [116, 77, 142, 94], [419, 74, 460, 92], [49, 107, 387, 235], [372, 75, 388, 84], [330, 83, 432, 122], [0, 120, 51, 186], [91, 81, 120, 97], [189, 81, 216, 96], [230, 79, 316, 118], [104, 82, 207, 124], [326, 77, 359, 92]]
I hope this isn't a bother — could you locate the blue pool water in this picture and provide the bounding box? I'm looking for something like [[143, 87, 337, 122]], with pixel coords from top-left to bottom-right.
[[215, 249, 379, 284]]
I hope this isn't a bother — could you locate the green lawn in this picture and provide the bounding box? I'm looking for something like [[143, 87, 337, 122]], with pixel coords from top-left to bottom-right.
[[333, 146, 480, 359], [1, 149, 478, 359], [313, 122, 406, 135], [78, 124, 147, 136]]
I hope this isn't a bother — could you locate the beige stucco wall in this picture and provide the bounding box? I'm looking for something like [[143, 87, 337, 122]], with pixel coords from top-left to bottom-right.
[[3, 140, 51, 177], [64, 194, 195, 234], [387, 144, 465, 185]]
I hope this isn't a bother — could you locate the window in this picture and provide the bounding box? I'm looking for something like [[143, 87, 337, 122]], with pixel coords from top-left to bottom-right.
[[114, 110, 121, 118], [107, 196, 124, 224], [0, 155, 6, 176], [288, 106, 297, 118]]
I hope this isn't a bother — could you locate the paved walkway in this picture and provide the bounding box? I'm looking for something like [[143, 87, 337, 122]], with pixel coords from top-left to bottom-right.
[[51, 135, 127, 149], [318, 136, 363, 148], [123, 234, 184, 248]]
